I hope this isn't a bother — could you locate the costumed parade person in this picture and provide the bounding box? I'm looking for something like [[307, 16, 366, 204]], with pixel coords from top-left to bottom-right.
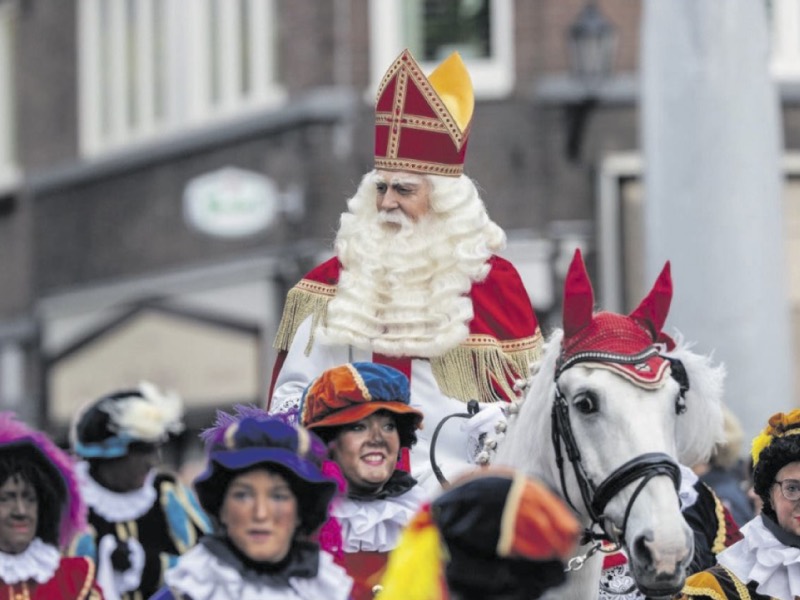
[[69, 382, 211, 600], [151, 411, 353, 600], [375, 468, 581, 600], [300, 362, 427, 599], [0, 413, 103, 599], [599, 463, 743, 599], [268, 48, 541, 492], [679, 408, 800, 600]]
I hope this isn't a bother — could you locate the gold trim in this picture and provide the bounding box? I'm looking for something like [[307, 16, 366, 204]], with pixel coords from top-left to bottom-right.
[[460, 332, 543, 352], [496, 473, 527, 557], [273, 283, 333, 354], [431, 331, 542, 402], [386, 67, 407, 159], [375, 112, 449, 134], [296, 426, 310, 457], [722, 566, 752, 599], [346, 363, 372, 401], [375, 50, 467, 149], [709, 484, 727, 555], [294, 279, 336, 297], [115, 521, 129, 542], [374, 157, 464, 177], [224, 423, 239, 449], [679, 585, 727, 600], [78, 556, 95, 598], [159, 479, 209, 555]]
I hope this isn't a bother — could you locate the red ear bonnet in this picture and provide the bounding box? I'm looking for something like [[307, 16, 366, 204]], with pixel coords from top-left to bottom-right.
[[559, 253, 672, 388], [562, 249, 595, 340], [629, 262, 672, 341]]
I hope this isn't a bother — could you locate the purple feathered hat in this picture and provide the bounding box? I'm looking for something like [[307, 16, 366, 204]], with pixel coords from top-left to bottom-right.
[[196, 405, 337, 534], [0, 413, 86, 549]]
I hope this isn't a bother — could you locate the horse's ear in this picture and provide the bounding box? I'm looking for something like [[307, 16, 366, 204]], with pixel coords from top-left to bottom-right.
[[563, 249, 594, 338], [629, 261, 672, 340]]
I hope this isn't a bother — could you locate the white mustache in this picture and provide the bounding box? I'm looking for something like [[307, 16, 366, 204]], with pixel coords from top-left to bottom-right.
[[377, 211, 413, 228]]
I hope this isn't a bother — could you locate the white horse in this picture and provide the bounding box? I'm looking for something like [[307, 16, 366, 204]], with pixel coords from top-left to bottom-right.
[[497, 250, 724, 600]]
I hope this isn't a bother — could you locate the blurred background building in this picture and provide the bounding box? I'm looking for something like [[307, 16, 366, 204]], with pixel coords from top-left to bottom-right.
[[0, 0, 796, 450]]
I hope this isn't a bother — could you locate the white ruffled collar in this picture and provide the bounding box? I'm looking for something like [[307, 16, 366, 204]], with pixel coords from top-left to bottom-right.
[[165, 543, 352, 600], [678, 464, 699, 510], [77, 461, 157, 522], [332, 484, 427, 553], [718, 515, 800, 599], [0, 538, 61, 584]]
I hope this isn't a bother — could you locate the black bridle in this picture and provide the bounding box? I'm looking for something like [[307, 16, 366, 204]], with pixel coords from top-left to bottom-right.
[[551, 348, 687, 545]]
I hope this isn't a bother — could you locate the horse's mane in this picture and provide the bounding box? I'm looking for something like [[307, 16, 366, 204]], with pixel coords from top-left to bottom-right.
[[665, 332, 726, 467], [497, 330, 564, 480]]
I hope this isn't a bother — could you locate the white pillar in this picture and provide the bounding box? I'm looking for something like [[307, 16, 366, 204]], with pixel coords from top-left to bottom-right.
[[641, 1, 794, 444]]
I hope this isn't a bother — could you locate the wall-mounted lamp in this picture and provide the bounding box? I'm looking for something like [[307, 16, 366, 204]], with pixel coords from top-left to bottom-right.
[[565, 1, 617, 161]]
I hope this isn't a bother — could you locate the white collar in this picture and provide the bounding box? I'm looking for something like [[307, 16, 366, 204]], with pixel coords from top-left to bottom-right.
[[165, 544, 352, 600], [77, 461, 157, 522], [0, 538, 61, 584], [678, 464, 699, 510], [332, 485, 427, 553], [718, 515, 800, 599]]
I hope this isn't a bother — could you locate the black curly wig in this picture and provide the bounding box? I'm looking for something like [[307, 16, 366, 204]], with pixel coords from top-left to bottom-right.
[[311, 409, 418, 449], [753, 434, 800, 520]]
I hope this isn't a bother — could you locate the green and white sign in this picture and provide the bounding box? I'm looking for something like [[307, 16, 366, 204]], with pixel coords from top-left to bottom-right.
[[184, 167, 278, 238]]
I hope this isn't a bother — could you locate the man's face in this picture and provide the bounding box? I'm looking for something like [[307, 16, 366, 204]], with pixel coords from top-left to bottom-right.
[[374, 170, 431, 225], [92, 443, 160, 493], [0, 475, 38, 554]]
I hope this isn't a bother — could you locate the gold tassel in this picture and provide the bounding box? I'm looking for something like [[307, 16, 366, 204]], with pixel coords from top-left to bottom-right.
[[273, 283, 333, 355], [431, 333, 542, 402]]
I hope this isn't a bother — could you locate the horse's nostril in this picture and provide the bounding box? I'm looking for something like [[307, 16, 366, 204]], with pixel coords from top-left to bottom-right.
[[632, 532, 653, 566]]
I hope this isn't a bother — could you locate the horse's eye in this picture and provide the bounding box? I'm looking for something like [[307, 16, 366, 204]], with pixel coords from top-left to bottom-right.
[[573, 392, 599, 414]]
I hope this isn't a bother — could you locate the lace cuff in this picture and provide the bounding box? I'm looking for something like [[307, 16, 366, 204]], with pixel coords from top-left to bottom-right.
[[270, 396, 301, 426]]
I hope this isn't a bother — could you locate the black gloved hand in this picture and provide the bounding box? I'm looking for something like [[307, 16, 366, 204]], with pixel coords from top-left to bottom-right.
[[110, 539, 132, 572]]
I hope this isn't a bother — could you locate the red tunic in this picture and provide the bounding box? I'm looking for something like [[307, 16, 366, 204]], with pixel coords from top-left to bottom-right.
[[0, 557, 103, 600], [270, 255, 542, 404]]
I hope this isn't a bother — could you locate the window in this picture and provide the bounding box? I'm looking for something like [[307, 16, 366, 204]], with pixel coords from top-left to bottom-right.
[[0, 3, 17, 189], [369, 0, 514, 98], [78, 0, 284, 157]]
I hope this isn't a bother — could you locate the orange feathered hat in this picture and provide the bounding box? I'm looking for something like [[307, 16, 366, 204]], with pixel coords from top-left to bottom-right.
[[374, 49, 474, 177]]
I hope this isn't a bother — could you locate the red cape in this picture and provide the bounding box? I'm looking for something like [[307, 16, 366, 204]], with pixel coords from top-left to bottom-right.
[[269, 255, 541, 403]]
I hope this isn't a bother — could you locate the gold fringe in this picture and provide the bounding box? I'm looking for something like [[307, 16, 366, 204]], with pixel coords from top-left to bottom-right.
[[431, 331, 543, 402], [273, 284, 543, 401], [273, 281, 335, 355]]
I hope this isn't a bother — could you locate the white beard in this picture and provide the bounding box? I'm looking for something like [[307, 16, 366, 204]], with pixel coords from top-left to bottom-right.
[[320, 212, 484, 357]]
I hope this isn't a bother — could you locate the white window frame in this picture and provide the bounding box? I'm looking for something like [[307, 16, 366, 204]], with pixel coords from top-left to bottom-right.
[[78, 0, 285, 158], [0, 3, 18, 191], [770, 0, 800, 80], [368, 0, 514, 99], [597, 151, 800, 311]]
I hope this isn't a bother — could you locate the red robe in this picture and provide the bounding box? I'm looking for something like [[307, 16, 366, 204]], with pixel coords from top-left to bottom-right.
[[270, 255, 542, 404], [0, 556, 103, 600]]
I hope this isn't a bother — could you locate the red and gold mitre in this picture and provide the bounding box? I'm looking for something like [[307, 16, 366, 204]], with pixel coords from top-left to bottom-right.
[[374, 49, 474, 177]]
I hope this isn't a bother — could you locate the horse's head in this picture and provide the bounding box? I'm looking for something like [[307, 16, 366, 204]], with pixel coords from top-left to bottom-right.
[[501, 250, 724, 599]]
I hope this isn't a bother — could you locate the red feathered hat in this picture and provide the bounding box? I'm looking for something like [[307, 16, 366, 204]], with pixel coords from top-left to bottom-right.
[[374, 49, 474, 177], [557, 250, 675, 387]]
